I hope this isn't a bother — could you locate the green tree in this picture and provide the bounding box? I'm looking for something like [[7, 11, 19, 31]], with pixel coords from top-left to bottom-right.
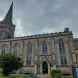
[[0, 53, 23, 76]]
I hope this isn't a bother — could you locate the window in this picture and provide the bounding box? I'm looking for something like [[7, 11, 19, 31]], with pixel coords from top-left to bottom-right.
[[59, 39, 67, 65], [1, 44, 9, 56], [42, 41, 48, 55], [1, 48, 5, 56], [27, 56, 32, 65], [59, 39, 65, 55], [14, 43, 20, 57], [4, 47, 9, 54], [27, 42, 32, 65], [60, 56, 67, 65]]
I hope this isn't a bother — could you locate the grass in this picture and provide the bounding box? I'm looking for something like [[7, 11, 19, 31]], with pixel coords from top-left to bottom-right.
[[0, 73, 33, 78], [0, 73, 19, 78], [63, 75, 73, 78], [0, 73, 8, 78]]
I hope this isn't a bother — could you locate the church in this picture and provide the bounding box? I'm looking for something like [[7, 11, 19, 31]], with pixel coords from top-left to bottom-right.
[[0, 2, 78, 78]]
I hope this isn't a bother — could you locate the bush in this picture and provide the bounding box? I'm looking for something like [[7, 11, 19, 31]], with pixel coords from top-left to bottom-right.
[[0, 53, 23, 76], [51, 69, 61, 78]]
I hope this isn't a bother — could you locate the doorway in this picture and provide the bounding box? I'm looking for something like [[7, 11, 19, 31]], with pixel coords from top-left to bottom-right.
[[42, 61, 48, 74]]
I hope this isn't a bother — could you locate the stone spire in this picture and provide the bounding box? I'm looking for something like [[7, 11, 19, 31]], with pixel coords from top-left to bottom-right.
[[3, 2, 13, 24]]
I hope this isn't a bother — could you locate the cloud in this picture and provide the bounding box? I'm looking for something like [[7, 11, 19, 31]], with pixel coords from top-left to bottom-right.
[[20, 0, 74, 35], [14, 18, 25, 37], [0, 0, 78, 37]]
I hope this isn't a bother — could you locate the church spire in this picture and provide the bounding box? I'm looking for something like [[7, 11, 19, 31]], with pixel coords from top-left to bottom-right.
[[3, 2, 13, 24]]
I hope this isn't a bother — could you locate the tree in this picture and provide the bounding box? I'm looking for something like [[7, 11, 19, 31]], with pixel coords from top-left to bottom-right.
[[0, 53, 23, 76]]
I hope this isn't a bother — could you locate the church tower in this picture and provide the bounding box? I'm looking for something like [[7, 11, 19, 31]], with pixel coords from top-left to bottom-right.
[[0, 2, 15, 39]]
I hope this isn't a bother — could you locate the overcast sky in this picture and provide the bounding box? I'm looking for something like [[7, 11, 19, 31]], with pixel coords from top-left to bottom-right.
[[0, 0, 78, 37]]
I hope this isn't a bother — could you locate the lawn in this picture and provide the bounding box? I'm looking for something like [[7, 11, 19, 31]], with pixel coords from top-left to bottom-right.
[[0, 69, 36, 78], [0, 74, 8, 78], [0, 73, 34, 78]]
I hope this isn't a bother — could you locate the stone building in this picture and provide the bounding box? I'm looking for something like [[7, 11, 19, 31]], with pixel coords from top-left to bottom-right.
[[0, 2, 77, 78]]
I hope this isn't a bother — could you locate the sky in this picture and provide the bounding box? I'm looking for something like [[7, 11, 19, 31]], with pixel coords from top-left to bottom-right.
[[0, 0, 78, 37]]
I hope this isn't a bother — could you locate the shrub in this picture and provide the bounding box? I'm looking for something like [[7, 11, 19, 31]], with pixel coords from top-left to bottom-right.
[[0, 53, 23, 76], [51, 69, 61, 78]]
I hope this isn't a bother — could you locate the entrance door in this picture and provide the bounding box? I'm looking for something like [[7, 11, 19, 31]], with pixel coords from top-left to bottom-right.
[[42, 61, 48, 74]]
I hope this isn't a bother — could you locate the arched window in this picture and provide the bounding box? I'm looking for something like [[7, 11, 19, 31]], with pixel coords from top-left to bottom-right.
[[59, 39, 67, 65], [27, 42, 32, 65], [42, 41, 48, 55]]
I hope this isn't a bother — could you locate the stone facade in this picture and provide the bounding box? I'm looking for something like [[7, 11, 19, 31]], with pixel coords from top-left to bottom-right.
[[0, 30, 74, 74], [73, 38, 78, 65]]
